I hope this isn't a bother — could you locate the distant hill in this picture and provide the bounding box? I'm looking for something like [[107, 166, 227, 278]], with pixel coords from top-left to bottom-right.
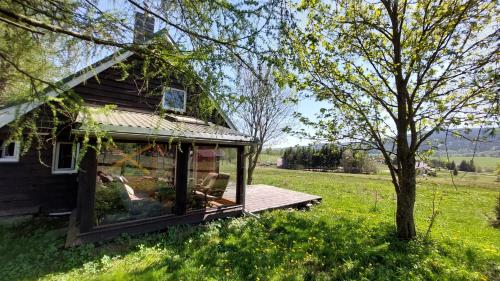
[[277, 128, 499, 157]]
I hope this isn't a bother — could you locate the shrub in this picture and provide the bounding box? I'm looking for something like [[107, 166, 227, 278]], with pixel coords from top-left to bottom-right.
[[342, 149, 377, 174], [429, 159, 456, 170], [95, 182, 125, 221], [459, 160, 476, 172], [427, 169, 437, 177]]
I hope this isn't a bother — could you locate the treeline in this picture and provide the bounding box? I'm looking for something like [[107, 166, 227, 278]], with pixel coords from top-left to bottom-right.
[[281, 145, 377, 173], [429, 159, 477, 172], [282, 144, 342, 170]]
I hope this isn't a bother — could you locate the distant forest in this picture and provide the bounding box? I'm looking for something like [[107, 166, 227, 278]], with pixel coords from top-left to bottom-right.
[[276, 128, 500, 162], [275, 128, 498, 162], [281, 144, 342, 170]]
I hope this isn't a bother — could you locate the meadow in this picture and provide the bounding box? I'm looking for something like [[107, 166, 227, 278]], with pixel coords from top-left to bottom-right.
[[433, 156, 499, 171], [260, 152, 499, 173], [0, 167, 499, 281]]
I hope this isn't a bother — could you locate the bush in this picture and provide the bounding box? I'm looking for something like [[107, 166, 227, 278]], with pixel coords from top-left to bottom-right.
[[459, 160, 476, 172], [429, 159, 456, 170], [427, 169, 437, 177], [342, 149, 377, 174], [95, 182, 126, 221]]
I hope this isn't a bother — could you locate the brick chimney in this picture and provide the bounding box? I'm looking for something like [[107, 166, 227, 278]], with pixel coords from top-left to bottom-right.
[[133, 12, 155, 43]]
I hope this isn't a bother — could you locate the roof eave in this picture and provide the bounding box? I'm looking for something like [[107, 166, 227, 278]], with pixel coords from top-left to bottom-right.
[[72, 126, 256, 146]]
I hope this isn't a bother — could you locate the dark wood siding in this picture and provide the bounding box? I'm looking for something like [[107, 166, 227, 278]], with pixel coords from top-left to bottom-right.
[[73, 63, 165, 111], [0, 53, 233, 216], [0, 111, 78, 216], [73, 54, 229, 126], [0, 140, 78, 215]]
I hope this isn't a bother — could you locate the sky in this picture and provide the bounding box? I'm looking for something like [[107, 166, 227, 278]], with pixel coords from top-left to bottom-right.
[[269, 98, 329, 149]]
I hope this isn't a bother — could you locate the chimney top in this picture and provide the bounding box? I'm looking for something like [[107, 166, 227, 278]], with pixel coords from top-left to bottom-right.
[[133, 12, 155, 43]]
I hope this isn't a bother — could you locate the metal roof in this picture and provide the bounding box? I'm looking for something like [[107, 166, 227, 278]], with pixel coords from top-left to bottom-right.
[[73, 107, 255, 145]]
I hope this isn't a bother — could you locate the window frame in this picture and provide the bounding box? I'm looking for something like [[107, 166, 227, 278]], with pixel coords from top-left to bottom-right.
[[161, 87, 187, 113], [0, 141, 20, 163], [52, 142, 80, 174]]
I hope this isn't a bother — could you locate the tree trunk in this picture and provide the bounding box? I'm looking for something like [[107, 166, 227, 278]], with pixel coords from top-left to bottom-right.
[[387, 0, 417, 240], [396, 154, 417, 239], [247, 159, 256, 185], [247, 150, 259, 185], [247, 146, 256, 185]]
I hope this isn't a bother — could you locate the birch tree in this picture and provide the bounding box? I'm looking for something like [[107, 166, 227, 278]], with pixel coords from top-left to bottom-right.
[[236, 67, 292, 184]]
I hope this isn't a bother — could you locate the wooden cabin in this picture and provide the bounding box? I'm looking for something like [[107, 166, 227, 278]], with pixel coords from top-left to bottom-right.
[[0, 41, 254, 244]]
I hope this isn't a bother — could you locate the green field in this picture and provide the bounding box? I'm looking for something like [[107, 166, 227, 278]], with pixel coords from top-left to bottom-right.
[[433, 156, 499, 171], [259, 153, 499, 173], [372, 164, 499, 189], [256, 152, 281, 165], [1, 167, 499, 280]]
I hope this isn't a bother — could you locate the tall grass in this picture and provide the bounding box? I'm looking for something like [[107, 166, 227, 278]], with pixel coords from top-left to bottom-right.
[[0, 167, 498, 280]]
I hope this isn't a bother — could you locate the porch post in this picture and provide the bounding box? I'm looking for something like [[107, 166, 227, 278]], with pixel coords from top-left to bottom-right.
[[236, 145, 247, 206], [77, 143, 97, 233], [175, 142, 191, 215]]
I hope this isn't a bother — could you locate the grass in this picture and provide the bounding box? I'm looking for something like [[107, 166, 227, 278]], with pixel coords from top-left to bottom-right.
[[374, 163, 498, 189], [433, 156, 499, 171], [0, 167, 499, 281], [256, 153, 281, 164], [258, 152, 499, 173]]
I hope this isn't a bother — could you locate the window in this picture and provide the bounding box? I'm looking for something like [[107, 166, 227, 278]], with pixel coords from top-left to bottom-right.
[[94, 143, 177, 225], [162, 88, 186, 112], [52, 142, 80, 174], [187, 146, 237, 211], [0, 140, 20, 162]]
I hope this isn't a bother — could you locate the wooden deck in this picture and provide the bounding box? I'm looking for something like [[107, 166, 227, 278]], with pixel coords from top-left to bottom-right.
[[224, 184, 321, 213]]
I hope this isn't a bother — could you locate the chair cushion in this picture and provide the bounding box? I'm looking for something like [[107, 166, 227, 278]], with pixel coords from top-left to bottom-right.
[[208, 173, 230, 196], [201, 172, 218, 186], [124, 184, 141, 201]]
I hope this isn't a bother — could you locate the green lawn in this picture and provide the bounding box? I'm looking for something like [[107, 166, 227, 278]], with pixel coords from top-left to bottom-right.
[[1, 168, 499, 281]]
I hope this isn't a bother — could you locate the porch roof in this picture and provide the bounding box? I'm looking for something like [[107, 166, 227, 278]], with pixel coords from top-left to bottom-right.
[[73, 107, 255, 145]]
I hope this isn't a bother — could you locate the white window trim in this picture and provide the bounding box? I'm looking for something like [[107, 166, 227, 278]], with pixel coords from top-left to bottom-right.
[[162, 87, 187, 113], [52, 142, 80, 174], [0, 141, 20, 163]]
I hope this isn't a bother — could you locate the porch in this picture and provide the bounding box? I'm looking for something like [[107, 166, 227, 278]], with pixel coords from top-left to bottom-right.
[[69, 182, 322, 246], [68, 108, 255, 245], [67, 108, 321, 245], [223, 184, 322, 213]]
